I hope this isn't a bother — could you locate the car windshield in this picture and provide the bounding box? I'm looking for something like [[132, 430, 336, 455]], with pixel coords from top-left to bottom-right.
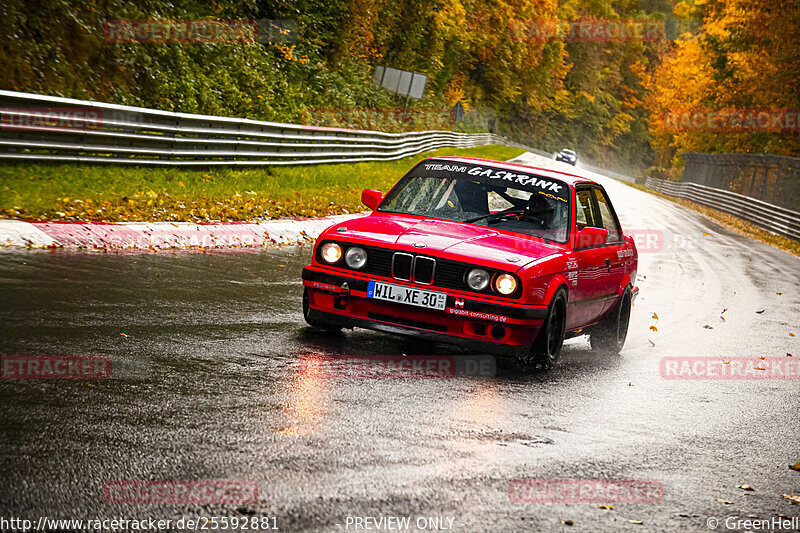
[[378, 160, 571, 243]]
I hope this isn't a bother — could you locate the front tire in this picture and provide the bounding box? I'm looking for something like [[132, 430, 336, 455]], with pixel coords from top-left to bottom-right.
[[589, 286, 631, 354], [525, 288, 567, 370]]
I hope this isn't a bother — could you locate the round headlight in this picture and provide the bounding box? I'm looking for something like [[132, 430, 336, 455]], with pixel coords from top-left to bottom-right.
[[345, 246, 367, 269], [320, 242, 342, 263], [495, 273, 518, 295], [466, 268, 490, 291]]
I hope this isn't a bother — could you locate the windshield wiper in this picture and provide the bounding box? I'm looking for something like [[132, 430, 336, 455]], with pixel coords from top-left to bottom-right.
[[465, 207, 526, 224]]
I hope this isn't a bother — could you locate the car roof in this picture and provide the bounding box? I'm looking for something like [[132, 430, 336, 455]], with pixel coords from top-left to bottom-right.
[[428, 156, 596, 188]]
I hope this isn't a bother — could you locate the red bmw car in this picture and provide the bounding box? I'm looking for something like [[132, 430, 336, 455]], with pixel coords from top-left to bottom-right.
[[302, 157, 638, 368]]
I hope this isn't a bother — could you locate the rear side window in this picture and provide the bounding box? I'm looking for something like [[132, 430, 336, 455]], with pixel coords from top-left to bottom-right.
[[592, 188, 622, 243]]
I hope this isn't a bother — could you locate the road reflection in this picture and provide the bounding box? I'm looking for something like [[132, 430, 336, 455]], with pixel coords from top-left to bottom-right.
[[273, 353, 327, 437], [451, 384, 502, 426]]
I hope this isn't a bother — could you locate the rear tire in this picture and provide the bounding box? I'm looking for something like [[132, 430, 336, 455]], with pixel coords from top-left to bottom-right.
[[524, 288, 567, 370], [589, 286, 631, 354], [302, 288, 342, 331]]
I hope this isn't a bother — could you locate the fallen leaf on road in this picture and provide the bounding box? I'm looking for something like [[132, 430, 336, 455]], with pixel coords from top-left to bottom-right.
[[628, 520, 643, 525], [652, 312, 659, 320], [788, 353, 794, 357], [720, 316, 726, 321], [759, 356, 766, 360], [756, 310, 765, 314], [717, 499, 733, 504], [790, 333, 796, 337], [561, 520, 573, 526], [738, 484, 755, 491], [722, 361, 730, 364], [753, 367, 766, 371], [721, 308, 728, 315], [777, 292, 782, 295], [648, 340, 656, 347], [781, 494, 800, 504], [790, 462, 800, 471], [598, 505, 613, 510], [703, 325, 714, 329], [702, 232, 709, 236], [650, 326, 658, 332], [120, 333, 127, 337]]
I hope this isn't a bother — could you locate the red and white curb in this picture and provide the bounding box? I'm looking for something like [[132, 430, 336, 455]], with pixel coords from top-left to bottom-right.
[[0, 214, 363, 250]]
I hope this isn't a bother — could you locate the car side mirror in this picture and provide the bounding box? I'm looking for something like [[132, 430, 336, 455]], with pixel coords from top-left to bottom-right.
[[576, 227, 609, 249], [362, 189, 383, 211]]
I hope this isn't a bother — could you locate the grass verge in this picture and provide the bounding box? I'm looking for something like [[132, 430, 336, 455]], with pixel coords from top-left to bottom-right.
[[625, 182, 800, 257], [0, 145, 525, 223]]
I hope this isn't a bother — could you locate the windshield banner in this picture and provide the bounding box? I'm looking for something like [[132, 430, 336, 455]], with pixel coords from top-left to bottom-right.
[[414, 160, 570, 203]]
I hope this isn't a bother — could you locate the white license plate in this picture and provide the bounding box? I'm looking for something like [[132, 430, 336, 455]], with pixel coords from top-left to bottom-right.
[[367, 281, 447, 310]]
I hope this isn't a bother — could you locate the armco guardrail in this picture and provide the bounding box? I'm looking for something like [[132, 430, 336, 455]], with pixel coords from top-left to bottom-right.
[[0, 90, 503, 166], [683, 152, 800, 211], [645, 177, 800, 241]]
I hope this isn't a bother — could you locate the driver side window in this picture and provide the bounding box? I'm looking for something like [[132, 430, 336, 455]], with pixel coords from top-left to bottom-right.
[[593, 188, 622, 243], [575, 189, 600, 229]]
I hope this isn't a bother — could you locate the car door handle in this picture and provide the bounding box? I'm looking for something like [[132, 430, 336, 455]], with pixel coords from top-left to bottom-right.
[[605, 258, 611, 267]]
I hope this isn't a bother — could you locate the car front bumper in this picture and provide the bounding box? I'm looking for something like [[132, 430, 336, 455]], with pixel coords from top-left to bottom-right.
[[302, 266, 547, 358]]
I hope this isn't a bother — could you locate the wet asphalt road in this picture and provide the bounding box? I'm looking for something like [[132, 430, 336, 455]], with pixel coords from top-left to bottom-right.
[[1, 154, 799, 533]]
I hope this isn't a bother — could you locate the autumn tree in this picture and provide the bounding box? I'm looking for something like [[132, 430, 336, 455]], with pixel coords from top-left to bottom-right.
[[647, 0, 800, 166]]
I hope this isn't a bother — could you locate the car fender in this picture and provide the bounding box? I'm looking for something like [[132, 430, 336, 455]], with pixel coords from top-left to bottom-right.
[[618, 273, 632, 296], [618, 236, 638, 297], [518, 254, 569, 306], [541, 274, 569, 306]]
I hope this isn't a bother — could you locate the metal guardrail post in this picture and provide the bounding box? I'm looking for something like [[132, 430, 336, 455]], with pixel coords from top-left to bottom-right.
[[789, 165, 800, 211], [757, 155, 769, 201], [747, 163, 757, 197], [772, 161, 783, 206]]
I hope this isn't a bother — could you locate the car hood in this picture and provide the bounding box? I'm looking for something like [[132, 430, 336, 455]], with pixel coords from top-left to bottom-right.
[[329, 213, 563, 271]]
